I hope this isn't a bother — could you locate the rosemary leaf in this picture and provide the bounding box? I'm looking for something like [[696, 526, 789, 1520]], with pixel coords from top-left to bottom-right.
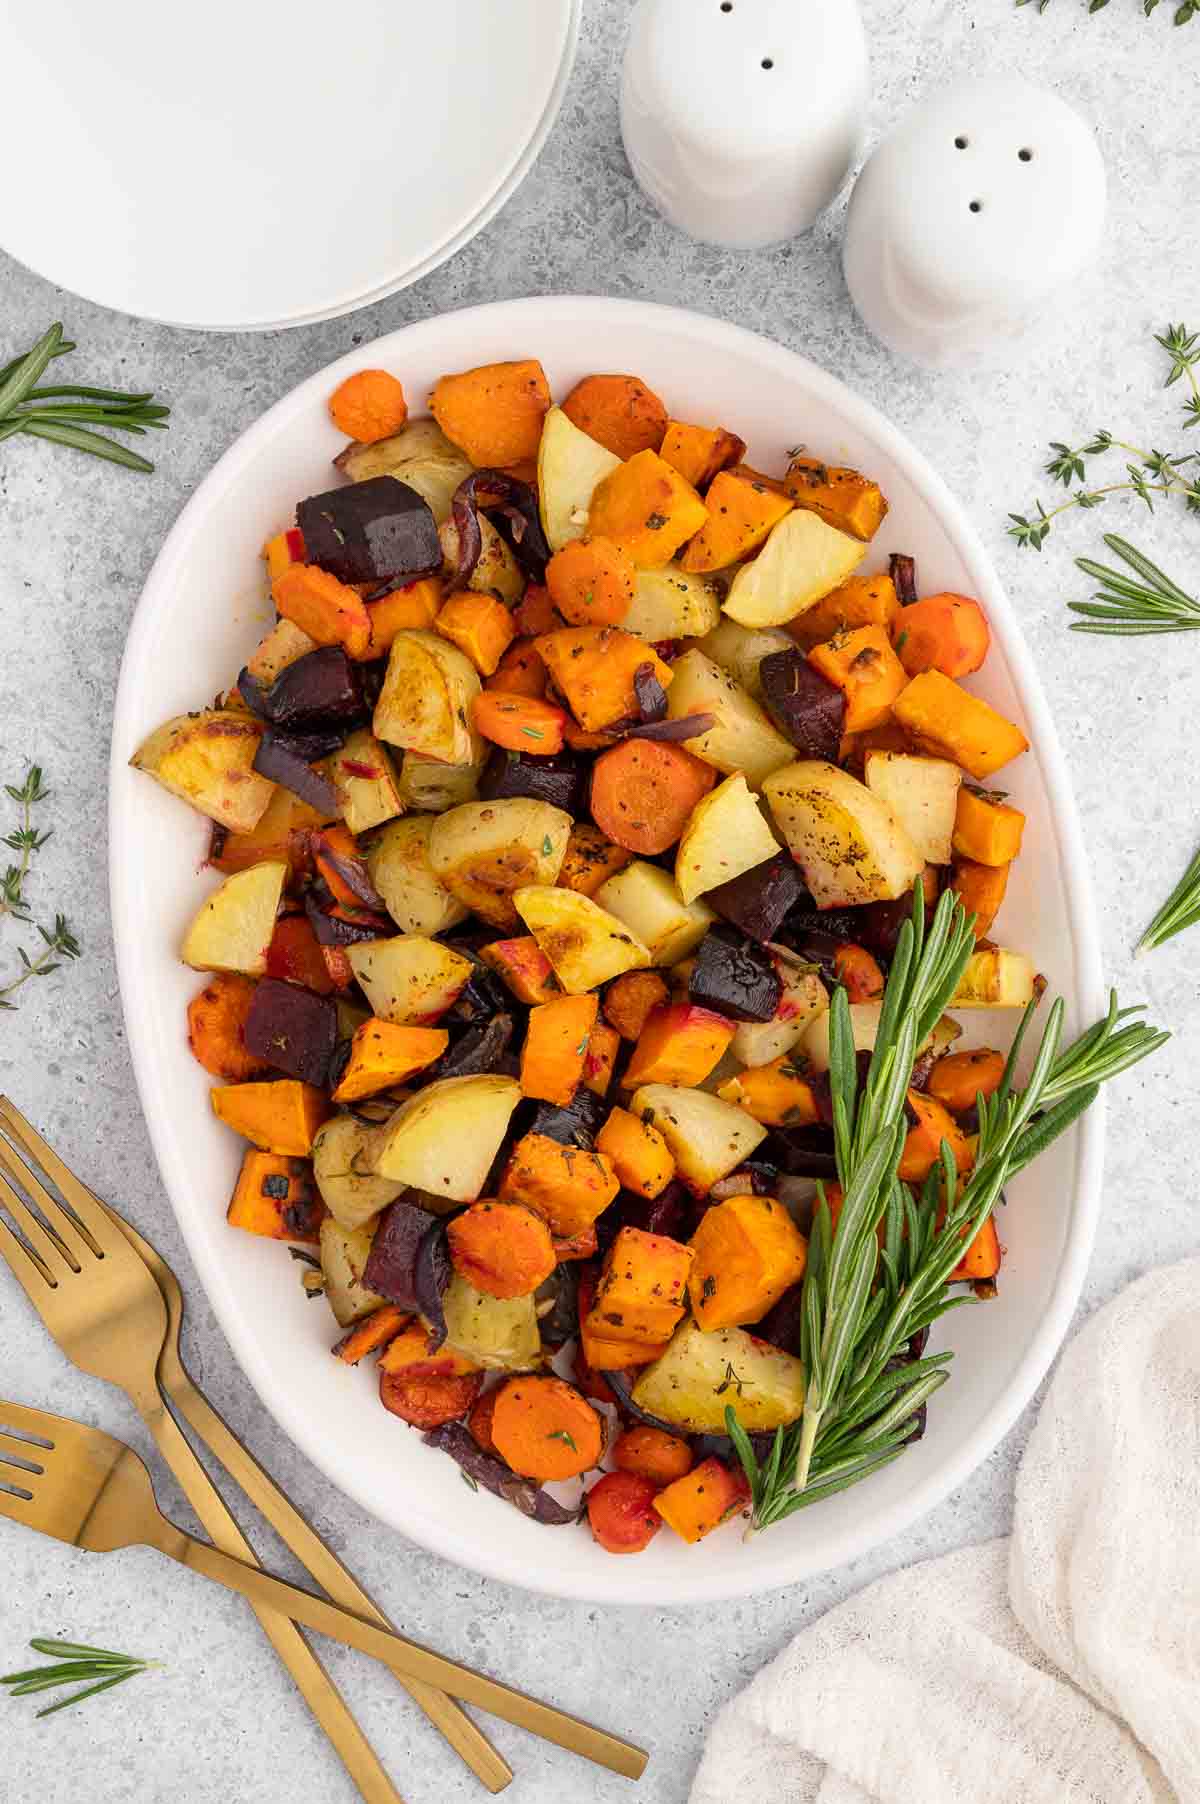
[[1137, 845, 1200, 952]]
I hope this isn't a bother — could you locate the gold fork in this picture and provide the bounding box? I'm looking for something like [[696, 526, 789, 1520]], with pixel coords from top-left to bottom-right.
[[0, 1097, 507, 1796], [0, 1397, 647, 1779]]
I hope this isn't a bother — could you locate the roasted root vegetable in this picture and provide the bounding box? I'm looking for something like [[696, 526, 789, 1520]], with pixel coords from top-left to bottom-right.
[[181, 861, 286, 976], [893, 671, 1029, 780], [950, 947, 1037, 1008], [211, 782, 322, 877], [335, 419, 473, 525], [696, 620, 796, 700], [273, 564, 373, 661], [763, 759, 923, 909], [659, 420, 746, 491], [520, 993, 598, 1104], [652, 1456, 749, 1543], [833, 942, 886, 1003], [324, 728, 403, 835], [688, 926, 783, 1024], [556, 823, 633, 897], [514, 884, 652, 993], [807, 625, 907, 734], [578, 1267, 669, 1372], [210, 1079, 330, 1155], [441, 1277, 542, 1370], [586, 1471, 662, 1554], [536, 626, 673, 734], [632, 1319, 804, 1433], [396, 749, 484, 813], [894, 593, 990, 680], [491, 1374, 604, 1480], [428, 797, 571, 930], [603, 969, 670, 1041], [586, 451, 708, 569], [131, 711, 274, 834], [485, 640, 547, 699], [723, 509, 865, 629], [707, 852, 806, 946], [950, 1214, 1001, 1282], [447, 1200, 556, 1299], [536, 405, 621, 554], [757, 648, 846, 762], [663, 650, 794, 789], [898, 1089, 976, 1184], [612, 1426, 694, 1486], [373, 628, 482, 765], [627, 1084, 767, 1193], [472, 691, 567, 755], [784, 455, 888, 541], [595, 1106, 676, 1198], [332, 1021, 449, 1101], [329, 368, 408, 443], [545, 536, 637, 627], [298, 477, 441, 590], [227, 1150, 324, 1243], [801, 1000, 881, 1073], [622, 1003, 734, 1088], [729, 947, 827, 1069], [587, 1225, 693, 1346], [688, 1193, 808, 1330], [479, 936, 561, 1005], [786, 570, 899, 650], [560, 373, 668, 460], [332, 1304, 409, 1366], [499, 1131, 620, 1236], [863, 750, 962, 866], [674, 771, 780, 905], [680, 471, 793, 574], [369, 1073, 522, 1199], [364, 815, 470, 936], [187, 974, 270, 1080], [594, 860, 715, 967], [716, 1057, 819, 1129], [346, 935, 473, 1023], [951, 859, 1010, 940], [927, 1047, 1006, 1114], [311, 1114, 405, 1231], [379, 1317, 484, 1429], [582, 1019, 620, 1097], [624, 565, 721, 640], [429, 358, 551, 466], [953, 787, 1025, 866], [320, 1218, 386, 1328], [591, 738, 716, 857], [435, 590, 516, 677]]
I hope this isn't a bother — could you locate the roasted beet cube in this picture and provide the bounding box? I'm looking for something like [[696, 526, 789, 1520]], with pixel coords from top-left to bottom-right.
[[297, 476, 441, 586], [253, 731, 341, 816], [258, 646, 364, 730], [244, 979, 338, 1087], [361, 1198, 440, 1312], [706, 851, 806, 943], [479, 747, 589, 816], [529, 1087, 608, 1148], [688, 926, 782, 1022], [758, 649, 845, 761]]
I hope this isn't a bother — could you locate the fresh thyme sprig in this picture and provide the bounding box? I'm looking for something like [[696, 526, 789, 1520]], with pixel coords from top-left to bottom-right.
[[1017, 0, 1197, 23], [727, 891, 1168, 1534], [2, 1638, 162, 1719], [0, 324, 169, 475], [1009, 326, 1200, 549], [1136, 844, 1200, 952], [0, 766, 82, 1010], [1066, 533, 1200, 635], [0, 916, 82, 1011]]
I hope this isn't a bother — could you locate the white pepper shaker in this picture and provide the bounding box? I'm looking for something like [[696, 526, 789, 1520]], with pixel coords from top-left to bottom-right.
[[843, 75, 1106, 369], [620, 0, 868, 249]]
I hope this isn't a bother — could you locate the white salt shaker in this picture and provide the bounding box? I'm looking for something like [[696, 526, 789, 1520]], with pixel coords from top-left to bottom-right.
[[620, 0, 868, 249], [843, 75, 1106, 369]]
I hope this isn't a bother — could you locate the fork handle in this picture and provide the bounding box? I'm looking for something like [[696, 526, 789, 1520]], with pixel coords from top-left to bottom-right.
[[162, 1371, 510, 1792], [160, 1526, 647, 1781]]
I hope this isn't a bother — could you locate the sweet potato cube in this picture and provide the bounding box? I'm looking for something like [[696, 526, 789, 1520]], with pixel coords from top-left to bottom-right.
[[499, 1132, 620, 1237], [578, 1268, 668, 1371], [603, 969, 670, 1041], [893, 672, 1029, 780], [787, 572, 899, 650], [332, 1305, 410, 1365], [367, 577, 442, 653], [689, 1193, 808, 1331], [210, 1079, 331, 1155], [808, 625, 907, 734], [535, 627, 674, 733], [520, 994, 599, 1105], [622, 1003, 735, 1089], [582, 1020, 621, 1097], [951, 1213, 1002, 1282], [715, 1058, 819, 1129], [227, 1151, 325, 1242], [436, 590, 516, 677], [596, 1107, 676, 1198], [680, 471, 794, 574], [658, 420, 746, 491], [784, 456, 888, 542], [479, 936, 561, 1005], [485, 641, 547, 699], [557, 823, 633, 896], [951, 858, 1010, 940], [332, 1021, 450, 1103], [586, 450, 709, 569], [587, 1225, 693, 1344], [653, 1456, 750, 1543], [273, 564, 373, 661], [953, 788, 1026, 866], [898, 1089, 977, 1184], [430, 358, 551, 466]]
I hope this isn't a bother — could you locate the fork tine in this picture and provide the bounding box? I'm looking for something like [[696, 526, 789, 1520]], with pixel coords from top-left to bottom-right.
[[0, 1216, 58, 1301], [0, 1099, 123, 1260], [0, 1167, 78, 1277]]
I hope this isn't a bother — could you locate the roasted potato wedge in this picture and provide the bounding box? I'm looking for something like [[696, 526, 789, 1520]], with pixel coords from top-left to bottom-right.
[[514, 884, 652, 993], [132, 710, 274, 834], [632, 1319, 804, 1434], [625, 565, 722, 641], [723, 509, 866, 628], [320, 1216, 387, 1327], [246, 619, 318, 685], [627, 1083, 767, 1191], [334, 416, 473, 523], [428, 798, 572, 930], [438, 512, 523, 606], [537, 404, 622, 552], [443, 1275, 543, 1371], [863, 751, 962, 866], [312, 1114, 406, 1232], [396, 749, 483, 813], [368, 1074, 523, 1199], [595, 859, 716, 964], [951, 948, 1037, 1008], [665, 650, 794, 789], [181, 861, 286, 976], [802, 1001, 883, 1071], [346, 935, 474, 1024], [674, 772, 780, 905], [325, 727, 403, 835], [373, 629, 482, 765], [365, 814, 470, 936], [763, 759, 923, 908], [694, 619, 796, 700]]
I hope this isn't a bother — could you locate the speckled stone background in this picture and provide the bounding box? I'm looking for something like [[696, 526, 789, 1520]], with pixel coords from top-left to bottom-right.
[[1, 3, 1198, 1800]]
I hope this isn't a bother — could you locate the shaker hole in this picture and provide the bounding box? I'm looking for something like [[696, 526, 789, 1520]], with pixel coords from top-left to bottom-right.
[[969, 200, 983, 213], [761, 56, 775, 68], [720, 2, 732, 10], [1019, 147, 1034, 162], [954, 136, 968, 150]]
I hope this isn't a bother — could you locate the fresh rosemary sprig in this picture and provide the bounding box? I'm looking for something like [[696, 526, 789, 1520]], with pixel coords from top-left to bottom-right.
[[1017, 0, 1197, 22], [0, 324, 169, 474], [1066, 533, 1200, 635], [0, 766, 82, 1010], [2, 1638, 162, 1719], [1136, 844, 1200, 952], [727, 891, 1168, 1533], [1009, 325, 1200, 549]]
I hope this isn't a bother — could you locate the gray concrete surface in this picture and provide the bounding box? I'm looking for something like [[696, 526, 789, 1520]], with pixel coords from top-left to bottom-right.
[[1, 2, 1198, 1800]]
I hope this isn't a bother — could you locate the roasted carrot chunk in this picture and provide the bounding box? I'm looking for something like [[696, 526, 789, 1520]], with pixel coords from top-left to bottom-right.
[[950, 1213, 1001, 1282], [927, 1048, 1006, 1115], [653, 1457, 749, 1543], [188, 974, 271, 1080], [535, 627, 673, 733], [586, 1471, 662, 1554], [520, 994, 599, 1105], [512, 583, 559, 637], [332, 1305, 410, 1366], [484, 640, 547, 699], [951, 858, 1010, 940], [446, 1200, 557, 1299], [491, 1375, 604, 1480], [472, 691, 567, 754], [380, 1368, 483, 1429], [329, 369, 408, 443], [590, 738, 714, 854], [894, 593, 990, 680], [612, 1426, 694, 1486], [499, 1133, 619, 1237], [893, 672, 1029, 780], [273, 565, 373, 660], [560, 373, 668, 460], [467, 1387, 501, 1454], [833, 942, 885, 1002], [898, 1089, 976, 1184]]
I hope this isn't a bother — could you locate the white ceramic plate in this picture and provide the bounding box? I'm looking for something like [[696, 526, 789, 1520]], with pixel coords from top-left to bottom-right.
[[0, 0, 577, 331], [110, 297, 1104, 1604]]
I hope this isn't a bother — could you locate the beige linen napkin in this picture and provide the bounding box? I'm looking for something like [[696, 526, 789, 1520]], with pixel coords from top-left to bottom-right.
[[692, 1259, 1200, 1804]]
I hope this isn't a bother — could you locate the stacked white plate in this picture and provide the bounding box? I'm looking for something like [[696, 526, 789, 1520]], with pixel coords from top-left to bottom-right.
[[0, 0, 580, 330]]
